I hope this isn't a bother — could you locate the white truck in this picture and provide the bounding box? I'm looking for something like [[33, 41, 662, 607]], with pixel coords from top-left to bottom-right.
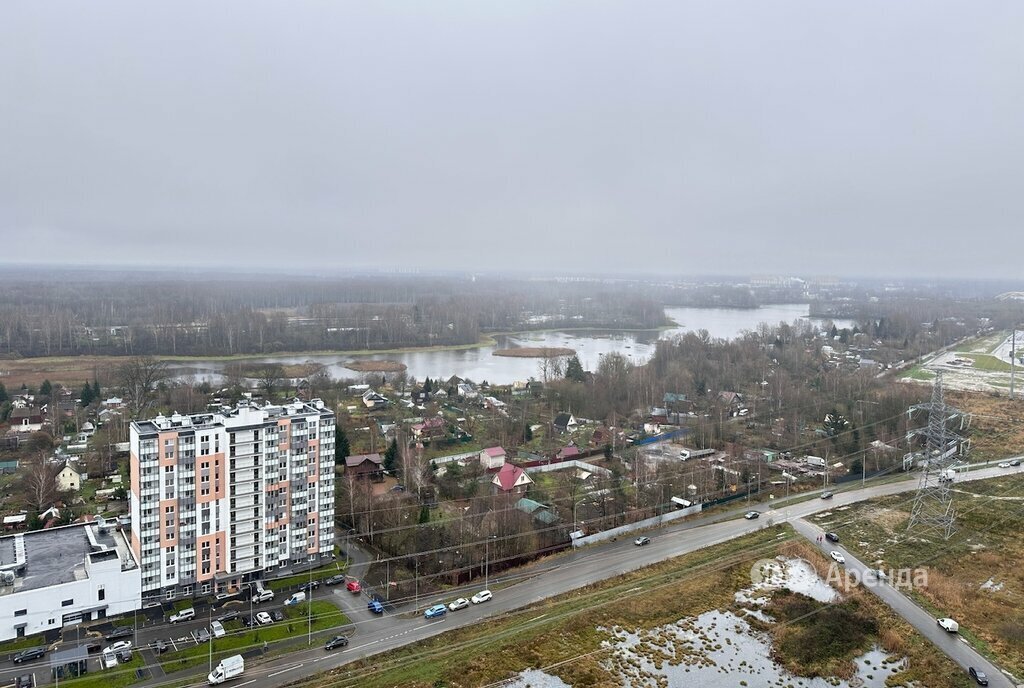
[[937, 469, 956, 483], [208, 655, 245, 685]]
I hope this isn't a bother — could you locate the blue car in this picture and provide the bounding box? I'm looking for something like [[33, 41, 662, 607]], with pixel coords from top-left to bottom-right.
[[424, 604, 447, 619], [367, 600, 384, 615]]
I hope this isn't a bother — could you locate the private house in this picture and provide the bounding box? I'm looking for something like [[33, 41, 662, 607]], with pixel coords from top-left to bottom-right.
[[492, 463, 533, 495], [56, 462, 82, 492], [361, 390, 388, 410], [456, 383, 479, 400], [479, 446, 507, 470], [718, 391, 743, 407], [345, 453, 385, 480], [555, 445, 580, 461], [411, 416, 446, 441], [9, 407, 43, 433], [515, 498, 559, 526], [553, 413, 577, 434]]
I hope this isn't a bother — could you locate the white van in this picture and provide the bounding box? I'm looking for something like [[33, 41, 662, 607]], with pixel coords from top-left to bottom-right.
[[284, 591, 306, 606], [169, 608, 196, 623]]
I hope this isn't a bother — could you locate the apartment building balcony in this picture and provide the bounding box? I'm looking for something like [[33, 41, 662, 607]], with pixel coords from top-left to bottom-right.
[[230, 456, 259, 471], [232, 497, 259, 513]]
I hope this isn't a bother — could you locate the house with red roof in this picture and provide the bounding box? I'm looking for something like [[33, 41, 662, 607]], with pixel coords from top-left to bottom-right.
[[479, 446, 507, 470], [491, 463, 533, 495], [555, 445, 580, 461]]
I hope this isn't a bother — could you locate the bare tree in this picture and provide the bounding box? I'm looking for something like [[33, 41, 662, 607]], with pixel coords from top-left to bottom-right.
[[22, 449, 60, 513], [255, 364, 286, 399], [117, 356, 169, 419]]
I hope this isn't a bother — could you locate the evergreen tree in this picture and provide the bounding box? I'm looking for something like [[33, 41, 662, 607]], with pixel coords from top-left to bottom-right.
[[423, 377, 433, 394], [80, 381, 95, 407], [335, 425, 351, 463], [40, 380, 52, 397], [383, 438, 399, 473], [565, 355, 586, 383], [524, 424, 533, 442], [0, 383, 7, 403], [418, 504, 430, 524], [92, 379, 101, 399]]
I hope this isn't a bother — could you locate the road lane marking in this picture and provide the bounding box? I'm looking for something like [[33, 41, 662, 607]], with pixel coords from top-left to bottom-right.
[[268, 663, 303, 677], [234, 680, 257, 687]]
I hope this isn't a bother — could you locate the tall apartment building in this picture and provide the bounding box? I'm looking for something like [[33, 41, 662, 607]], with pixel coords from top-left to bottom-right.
[[129, 400, 335, 601]]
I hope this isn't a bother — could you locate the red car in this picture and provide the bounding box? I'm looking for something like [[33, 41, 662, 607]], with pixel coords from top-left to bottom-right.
[[346, 580, 361, 593]]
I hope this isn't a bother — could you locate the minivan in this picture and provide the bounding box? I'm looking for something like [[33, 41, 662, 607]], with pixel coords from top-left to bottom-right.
[[284, 591, 306, 606], [169, 608, 196, 624]]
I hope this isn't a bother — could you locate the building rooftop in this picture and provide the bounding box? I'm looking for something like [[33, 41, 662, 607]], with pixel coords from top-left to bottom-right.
[[133, 399, 333, 436], [0, 522, 136, 596]]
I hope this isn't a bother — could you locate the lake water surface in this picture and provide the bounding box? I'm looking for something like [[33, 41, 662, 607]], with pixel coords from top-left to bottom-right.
[[171, 304, 855, 385]]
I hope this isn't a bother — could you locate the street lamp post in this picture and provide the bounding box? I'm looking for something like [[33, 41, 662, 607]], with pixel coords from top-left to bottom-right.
[[208, 607, 213, 673], [307, 560, 313, 646], [484, 535, 496, 589]]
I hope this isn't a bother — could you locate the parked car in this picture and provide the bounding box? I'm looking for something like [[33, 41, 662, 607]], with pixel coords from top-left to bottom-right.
[[216, 611, 239, 623], [271, 610, 285, 622], [169, 608, 196, 623], [1011, 459, 1021, 466], [324, 575, 346, 586], [325, 635, 349, 651], [821, 491, 833, 499], [15, 674, 33, 688], [196, 628, 211, 644], [241, 616, 254, 627], [253, 590, 274, 604], [829, 551, 845, 564], [937, 617, 960, 633], [825, 532, 840, 543], [424, 604, 447, 619], [12, 648, 46, 664], [298, 580, 321, 592], [154, 640, 168, 654], [117, 649, 133, 664], [634, 536, 651, 546], [210, 621, 226, 638], [346, 580, 362, 593], [998, 462, 1011, 468], [105, 641, 132, 655], [255, 612, 272, 626], [471, 590, 493, 604], [105, 626, 134, 641], [284, 591, 307, 607], [969, 666, 989, 685], [744, 511, 759, 520], [448, 598, 469, 612], [367, 600, 384, 614]]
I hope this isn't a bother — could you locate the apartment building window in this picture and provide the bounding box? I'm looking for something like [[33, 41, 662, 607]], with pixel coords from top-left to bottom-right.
[[14, 609, 26, 617], [165, 530, 174, 541], [98, 587, 105, 601], [62, 599, 74, 607]]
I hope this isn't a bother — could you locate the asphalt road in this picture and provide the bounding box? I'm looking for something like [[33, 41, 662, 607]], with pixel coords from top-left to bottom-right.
[[793, 517, 1016, 688], [6, 463, 1018, 688]]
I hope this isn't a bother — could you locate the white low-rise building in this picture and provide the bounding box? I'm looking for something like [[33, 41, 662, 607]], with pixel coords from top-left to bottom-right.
[[0, 520, 140, 641]]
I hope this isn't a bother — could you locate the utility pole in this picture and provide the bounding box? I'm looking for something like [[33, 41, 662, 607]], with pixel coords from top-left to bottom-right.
[[307, 562, 313, 646], [1011, 328, 1017, 400]]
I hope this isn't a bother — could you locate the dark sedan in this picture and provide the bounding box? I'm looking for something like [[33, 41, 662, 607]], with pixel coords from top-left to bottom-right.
[[12, 648, 46, 664], [825, 532, 840, 543], [105, 626, 134, 641], [325, 635, 349, 651], [298, 580, 321, 592], [324, 575, 346, 586]]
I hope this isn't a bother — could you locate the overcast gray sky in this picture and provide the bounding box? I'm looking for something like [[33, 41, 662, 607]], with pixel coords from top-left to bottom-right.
[[1, 1, 1021, 279]]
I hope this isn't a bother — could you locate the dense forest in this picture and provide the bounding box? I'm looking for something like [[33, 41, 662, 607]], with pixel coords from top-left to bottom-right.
[[0, 269, 667, 357]]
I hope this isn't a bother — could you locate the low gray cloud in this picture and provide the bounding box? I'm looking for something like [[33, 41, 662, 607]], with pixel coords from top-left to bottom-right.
[[1, 1, 1021, 278]]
